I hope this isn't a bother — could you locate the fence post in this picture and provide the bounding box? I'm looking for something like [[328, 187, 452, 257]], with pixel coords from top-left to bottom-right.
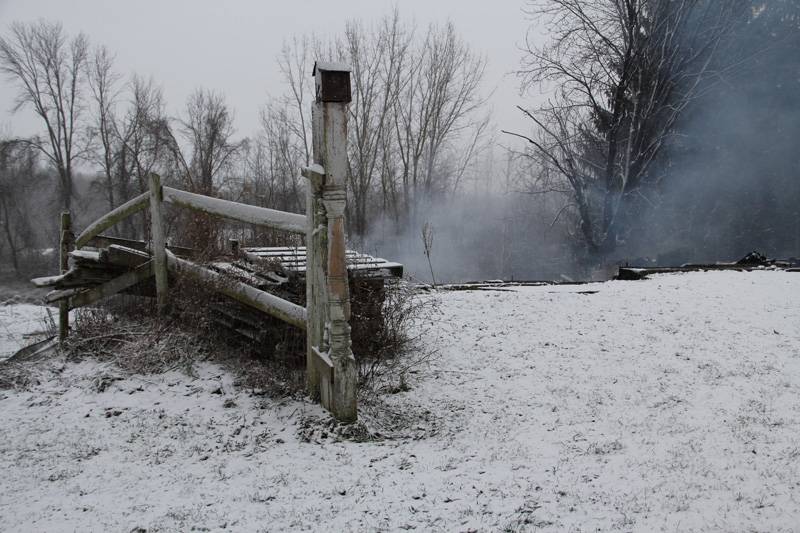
[[148, 173, 169, 313], [58, 211, 73, 343], [314, 61, 357, 422], [304, 120, 327, 396]]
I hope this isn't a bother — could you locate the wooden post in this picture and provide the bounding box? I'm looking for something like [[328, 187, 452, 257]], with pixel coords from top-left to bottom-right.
[[304, 103, 329, 397], [148, 173, 169, 313], [312, 61, 357, 422], [58, 211, 73, 343]]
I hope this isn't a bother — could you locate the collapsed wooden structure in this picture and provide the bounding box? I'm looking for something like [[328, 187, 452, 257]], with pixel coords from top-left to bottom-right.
[[31, 62, 381, 422], [617, 252, 800, 280]]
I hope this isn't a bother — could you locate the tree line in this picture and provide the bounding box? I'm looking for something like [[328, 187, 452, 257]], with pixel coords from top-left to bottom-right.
[[0, 11, 491, 274], [1, 2, 797, 281], [510, 0, 800, 264]]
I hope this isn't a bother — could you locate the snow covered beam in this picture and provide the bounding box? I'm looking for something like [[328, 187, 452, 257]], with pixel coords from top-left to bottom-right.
[[74, 192, 150, 249], [162, 187, 307, 235], [165, 251, 307, 330]]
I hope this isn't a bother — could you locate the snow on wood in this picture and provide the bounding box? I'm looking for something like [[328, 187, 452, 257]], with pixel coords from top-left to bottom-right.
[[162, 187, 307, 235], [313, 60, 352, 73], [68, 249, 102, 262], [44, 288, 81, 303], [243, 246, 403, 277], [30, 273, 67, 288], [74, 192, 150, 248], [165, 251, 307, 330]]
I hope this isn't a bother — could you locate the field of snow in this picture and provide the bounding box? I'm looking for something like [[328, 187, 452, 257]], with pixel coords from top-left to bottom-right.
[[0, 303, 55, 361], [0, 270, 799, 531]]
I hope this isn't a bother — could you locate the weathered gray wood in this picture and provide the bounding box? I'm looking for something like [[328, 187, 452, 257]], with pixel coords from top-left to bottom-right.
[[69, 261, 154, 309], [58, 211, 73, 343], [304, 101, 329, 397], [165, 251, 307, 330], [45, 288, 81, 303], [105, 245, 151, 268], [311, 346, 334, 408], [87, 234, 196, 258], [162, 186, 307, 234], [315, 67, 357, 422], [148, 174, 169, 313], [74, 192, 149, 249]]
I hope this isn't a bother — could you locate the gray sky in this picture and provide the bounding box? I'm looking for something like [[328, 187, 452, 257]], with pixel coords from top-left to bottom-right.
[[0, 0, 540, 141]]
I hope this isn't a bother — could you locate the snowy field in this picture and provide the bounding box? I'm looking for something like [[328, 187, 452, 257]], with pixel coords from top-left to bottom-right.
[[0, 271, 799, 532], [0, 303, 55, 361]]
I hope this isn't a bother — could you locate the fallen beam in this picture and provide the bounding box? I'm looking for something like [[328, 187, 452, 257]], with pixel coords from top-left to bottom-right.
[[70, 261, 155, 309], [75, 192, 150, 248], [162, 187, 307, 235], [165, 251, 307, 330], [87, 234, 196, 258]]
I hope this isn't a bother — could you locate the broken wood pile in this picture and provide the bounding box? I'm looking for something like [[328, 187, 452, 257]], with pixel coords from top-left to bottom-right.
[[32, 236, 403, 363], [617, 251, 800, 280], [208, 245, 402, 359]]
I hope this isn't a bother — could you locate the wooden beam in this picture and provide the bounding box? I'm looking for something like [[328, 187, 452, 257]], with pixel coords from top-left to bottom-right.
[[311, 346, 334, 408], [162, 186, 307, 235], [59, 211, 73, 343], [304, 106, 328, 396], [165, 251, 307, 330], [69, 261, 154, 309], [148, 174, 169, 313], [74, 192, 150, 249], [86, 234, 196, 258], [105, 245, 151, 268]]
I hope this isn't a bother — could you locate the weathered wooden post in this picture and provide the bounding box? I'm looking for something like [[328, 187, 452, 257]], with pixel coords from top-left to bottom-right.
[[58, 211, 73, 343], [303, 61, 357, 422], [148, 173, 169, 313], [303, 155, 327, 397]]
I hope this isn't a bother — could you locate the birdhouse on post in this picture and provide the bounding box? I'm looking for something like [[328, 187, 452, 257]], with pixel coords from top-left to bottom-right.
[[313, 61, 352, 103], [304, 59, 357, 423]]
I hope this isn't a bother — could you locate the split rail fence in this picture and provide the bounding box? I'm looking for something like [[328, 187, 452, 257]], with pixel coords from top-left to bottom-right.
[[47, 62, 358, 422]]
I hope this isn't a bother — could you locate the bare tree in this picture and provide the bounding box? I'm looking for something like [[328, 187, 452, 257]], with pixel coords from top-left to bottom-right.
[[277, 35, 315, 165], [0, 140, 41, 272], [0, 20, 89, 210], [256, 102, 305, 213], [86, 44, 121, 211], [508, 0, 747, 255], [268, 13, 487, 238], [176, 88, 241, 195], [393, 22, 487, 220], [340, 10, 412, 236]]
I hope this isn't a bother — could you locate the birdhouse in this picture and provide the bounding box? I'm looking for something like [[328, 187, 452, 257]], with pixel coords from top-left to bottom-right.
[[312, 61, 352, 103]]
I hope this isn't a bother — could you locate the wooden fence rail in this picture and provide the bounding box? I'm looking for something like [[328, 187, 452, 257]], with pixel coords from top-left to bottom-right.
[[162, 187, 307, 234], [74, 192, 150, 249]]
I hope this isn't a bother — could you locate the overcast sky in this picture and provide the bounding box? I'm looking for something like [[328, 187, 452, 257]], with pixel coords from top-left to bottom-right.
[[0, 0, 543, 142]]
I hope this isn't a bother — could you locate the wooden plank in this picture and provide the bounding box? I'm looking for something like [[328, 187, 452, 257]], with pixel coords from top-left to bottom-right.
[[149, 174, 169, 312], [105, 245, 151, 268], [75, 192, 150, 248], [162, 187, 307, 235], [70, 261, 155, 309], [312, 345, 334, 409], [165, 251, 307, 330], [69, 249, 103, 263], [45, 288, 81, 303], [59, 211, 72, 342], [87, 234, 197, 258]]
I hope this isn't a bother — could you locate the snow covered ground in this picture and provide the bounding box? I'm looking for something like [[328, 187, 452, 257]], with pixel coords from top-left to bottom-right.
[[0, 271, 799, 532], [0, 303, 55, 361]]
